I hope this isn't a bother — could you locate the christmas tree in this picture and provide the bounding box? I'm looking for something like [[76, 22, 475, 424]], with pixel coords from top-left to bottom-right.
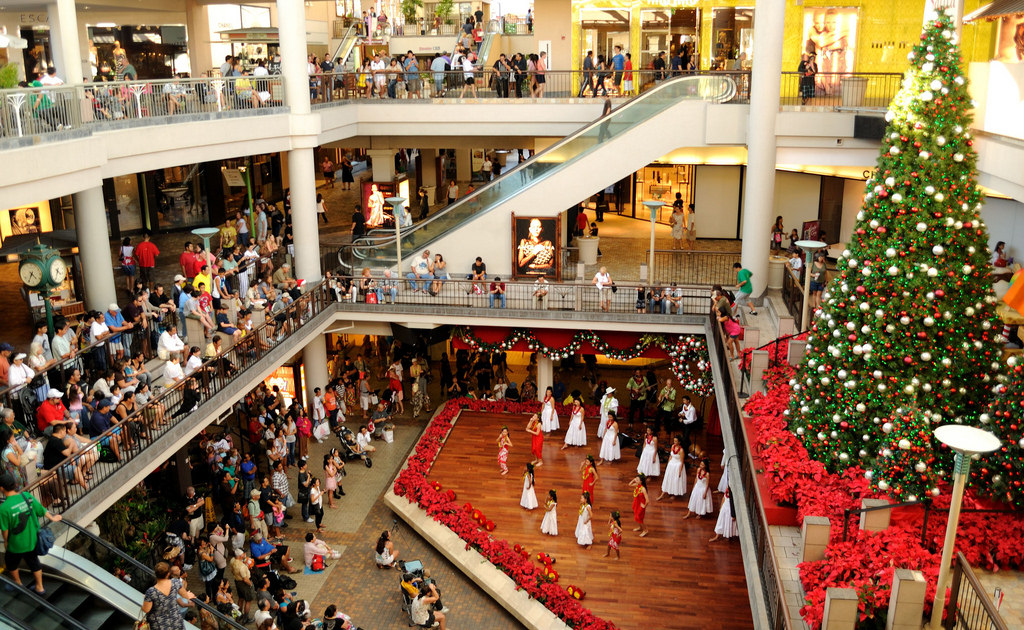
[[786, 11, 1002, 501], [976, 357, 1024, 507]]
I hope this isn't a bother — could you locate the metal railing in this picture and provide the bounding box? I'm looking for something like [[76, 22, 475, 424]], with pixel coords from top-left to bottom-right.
[[944, 552, 1009, 630], [710, 315, 789, 630], [781, 265, 804, 322], [0, 573, 92, 630], [0, 75, 285, 143], [649, 249, 737, 286], [20, 282, 332, 515], [61, 519, 249, 630], [330, 274, 713, 315], [779, 71, 903, 110]]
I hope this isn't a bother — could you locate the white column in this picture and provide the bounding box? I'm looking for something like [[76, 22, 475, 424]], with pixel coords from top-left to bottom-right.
[[738, 0, 786, 297], [536, 355, 553, 402], [48, 0, 85, 84], [288, 149, 322, 284], [276, 0, 311, 116], [367, 149, 396, 182], [302, 336, 330, 412], [419, 149, 437, 191], [456, 149, 472, 183], [73, 186, 117, 312]]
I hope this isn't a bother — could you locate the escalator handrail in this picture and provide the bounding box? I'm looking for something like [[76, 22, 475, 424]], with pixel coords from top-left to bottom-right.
[[60, 519, 249, 630], [0, 573, 93, 630], [345, 72, 737, 261]]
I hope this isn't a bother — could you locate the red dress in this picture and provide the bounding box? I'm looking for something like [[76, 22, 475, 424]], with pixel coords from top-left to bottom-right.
[[582, 465, 596, 499], [632, 486, 647, 524], [498, 437, 510, 473], [609, 525, 622, 550], [531, 430, 544, 460]]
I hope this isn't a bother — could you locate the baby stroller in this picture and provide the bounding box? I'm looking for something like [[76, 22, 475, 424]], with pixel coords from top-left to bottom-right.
[[338, 426, 373, 467]]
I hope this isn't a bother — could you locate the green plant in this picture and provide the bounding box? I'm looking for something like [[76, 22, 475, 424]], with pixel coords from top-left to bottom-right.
[[0, 63, 20, 89], [96, 486, 171, 565], [436, 0, 454, 25], [401, 0, 423, 24]]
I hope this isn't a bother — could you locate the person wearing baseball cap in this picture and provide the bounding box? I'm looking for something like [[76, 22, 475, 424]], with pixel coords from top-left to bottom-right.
[[86, 398, 121, 461], [36, 388, 72, 435], [8, 352, 34, 388], [104, 302, 133, 361]]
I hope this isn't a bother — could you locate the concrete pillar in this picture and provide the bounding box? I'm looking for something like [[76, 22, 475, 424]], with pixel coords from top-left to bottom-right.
[[859, 498, 891, 533], [367, 149, 396, 182], [536, 355, 553, 402], [738, 0, 785, 297], [822, 588, 858, 630], [419, 148, 438, 193], [276, 0, 311, 116], [886, 569, 927, 630], [73, 186, 117, 312], [456, 149, 472, 183], [287, 149, 322, 284], [48, 0, 85, 83], [185, 0, 213, 77], [801, 516, 831, 563], [302, 336, 330, 412]]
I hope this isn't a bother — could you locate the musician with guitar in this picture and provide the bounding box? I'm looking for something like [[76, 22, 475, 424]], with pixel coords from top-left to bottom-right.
[[625, 369, 649, 429]]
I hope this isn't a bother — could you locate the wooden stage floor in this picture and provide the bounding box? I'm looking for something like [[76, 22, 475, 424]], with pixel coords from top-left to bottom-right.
[[429, 411, 754, 630]]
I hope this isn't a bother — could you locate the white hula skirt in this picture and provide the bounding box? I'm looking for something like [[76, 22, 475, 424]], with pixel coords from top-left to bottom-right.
[[717, 464, 730, 494], [687, 476, 714, 515], [541, 505, 558, 536], [637, 442, 660, 476], [575, 511, 593, 546], [714, 495, 737, 538], [541, 402, 560, 432], [598, 429, 620, 461], [520, 478, 538, 510], [661, 453, 687, 496], [564, 414, 587, 447]]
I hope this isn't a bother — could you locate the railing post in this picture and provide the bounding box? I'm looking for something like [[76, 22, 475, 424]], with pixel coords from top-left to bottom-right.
[[943, 556, 964, 630]]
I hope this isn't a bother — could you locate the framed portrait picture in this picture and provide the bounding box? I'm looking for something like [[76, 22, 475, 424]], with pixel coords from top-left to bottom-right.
[[9, 207, 41, 236], [512, 214, 560, 279]]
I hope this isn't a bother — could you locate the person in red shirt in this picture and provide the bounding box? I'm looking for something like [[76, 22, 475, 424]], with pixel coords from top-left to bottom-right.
[[196, 282, 214, 315], [576, 208, 588, 237], [36, 388, 73, 434], [179, 242, 197, 281], [134, 232, 160, 289]]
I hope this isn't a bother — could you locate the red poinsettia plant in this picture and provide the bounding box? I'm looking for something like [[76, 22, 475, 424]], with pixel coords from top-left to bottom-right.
[[393, 398, 617, 630]]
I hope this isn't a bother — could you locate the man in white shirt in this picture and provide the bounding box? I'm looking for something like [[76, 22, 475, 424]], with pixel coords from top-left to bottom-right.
[[599, 386, 619, 427], [163, 355, 185, 383], [158, 325, 186, 360], [89, 310, 111, 370], [661, 282, 684, 315], [355, 425, 377, 453], [678, 396, 698, 452], [533, 277, 549, 307], [459, 56, 477, 98], [370, 53, 387, 99], [312, 387, 326, 425]]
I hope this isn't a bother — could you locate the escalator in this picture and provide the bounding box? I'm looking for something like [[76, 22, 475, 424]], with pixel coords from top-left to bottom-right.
[[330, 24, 360, 72], [346, 74, 737, 270], [0, 574, 132, 630]]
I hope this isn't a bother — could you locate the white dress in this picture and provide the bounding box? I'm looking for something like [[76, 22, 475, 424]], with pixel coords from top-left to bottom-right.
[[520, 474, 538, 510], [540, 398, 560, 432], [714, 493, 737, 538], [574, 505, 593, 545], [597, 395, 618, 438], [717, 452, 730, 494], [541, 501, 558, 536], [563, 408, 587, 446], [598, 421, 620, 461], [637, 436, 661, 476], [661, 447, 687, 496], [687, 471, 714, 515]]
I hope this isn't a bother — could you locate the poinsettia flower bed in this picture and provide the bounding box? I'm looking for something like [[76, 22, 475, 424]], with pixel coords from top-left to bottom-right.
[[393, 398, 617, 630], [747, 366, 1024, 628]]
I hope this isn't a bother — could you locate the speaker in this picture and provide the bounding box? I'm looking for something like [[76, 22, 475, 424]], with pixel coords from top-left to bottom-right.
[[853, 115, 887, 140]]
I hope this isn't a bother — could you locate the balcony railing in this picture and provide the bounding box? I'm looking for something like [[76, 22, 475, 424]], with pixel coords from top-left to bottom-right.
[[779, 71, 902, 110], [19, 281, 332, 516], [0, 75, 286, 146]]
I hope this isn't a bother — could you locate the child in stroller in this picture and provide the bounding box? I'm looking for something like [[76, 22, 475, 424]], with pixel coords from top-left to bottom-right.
[[337, 426, 373, 467]]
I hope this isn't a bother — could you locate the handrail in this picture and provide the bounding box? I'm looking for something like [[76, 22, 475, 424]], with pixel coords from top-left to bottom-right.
[[0, 606, 34, 630], [945, 551, 1009, 630], [0, 573, 93, 630], [21, 281, 332, 513], [345, 73, 737, 265], [60, 519, 249, 630]]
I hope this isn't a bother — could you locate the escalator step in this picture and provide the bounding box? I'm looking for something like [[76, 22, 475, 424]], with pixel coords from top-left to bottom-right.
[[76, 602, 116, 628], [51, 588, 90, 615], [0, 589, 39, 619]]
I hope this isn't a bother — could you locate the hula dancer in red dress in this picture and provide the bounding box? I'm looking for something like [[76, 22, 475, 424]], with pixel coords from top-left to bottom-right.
[[496, 426, 512, 475], [629, 474, 649, 537], [525, 413, 544, 467], [580, 455, 599, 505], [603, 510, 623, 559]]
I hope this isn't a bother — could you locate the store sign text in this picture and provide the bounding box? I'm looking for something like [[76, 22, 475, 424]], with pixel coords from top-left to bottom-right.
[[20, 14, 49, 25]]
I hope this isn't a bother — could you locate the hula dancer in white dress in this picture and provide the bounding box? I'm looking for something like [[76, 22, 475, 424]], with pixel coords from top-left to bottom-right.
[[657, 436, 687, 499], [520, 463, 538, 510], [596, 412, 620, 464], [575, 492, 594, 547], [709, 488, 737, 542], [597, 387, 618, 439], [561, 398, 587, 450], [683, 458, 714, 518], [540, 387, 559, 433], [636, 426, 660, 476], [540, 490, 558, 536], [717, 451, 730, 494]]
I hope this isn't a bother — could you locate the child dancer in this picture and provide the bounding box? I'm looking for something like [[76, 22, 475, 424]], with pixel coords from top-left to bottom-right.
[[603, 510, 623, 559], [709, 487, 737, 542], [629, 474, 650, 537], [683, 458, 714, 519], [540, 490, 558, 536], [596, 410, 620, 465], [520, 463, 538, 510], [575, 491, 593, 548], [497, 426, 512, 475], [525, 413, 544, 467]]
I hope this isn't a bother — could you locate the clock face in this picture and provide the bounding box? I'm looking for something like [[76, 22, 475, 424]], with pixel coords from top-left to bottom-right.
[[49, 258, 67, 285], [19, 261, 43, 287]]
